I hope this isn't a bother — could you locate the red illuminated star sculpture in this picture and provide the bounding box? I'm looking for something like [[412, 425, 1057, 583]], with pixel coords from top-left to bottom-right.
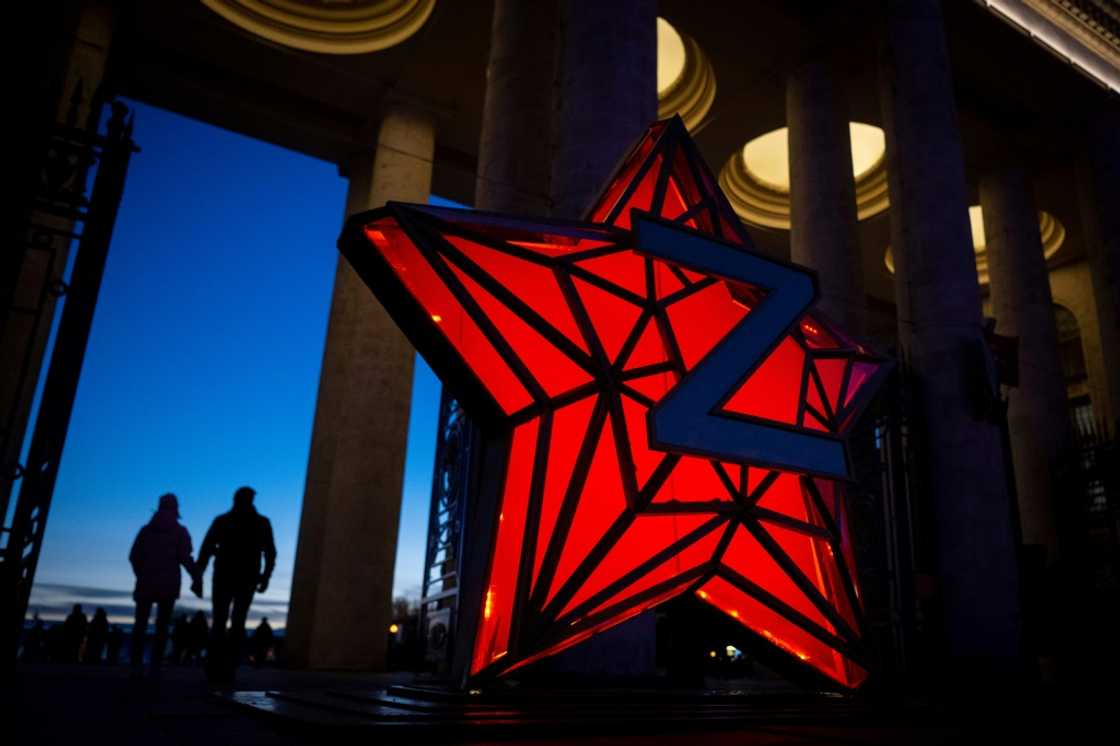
[[339, 117, 889, 689]]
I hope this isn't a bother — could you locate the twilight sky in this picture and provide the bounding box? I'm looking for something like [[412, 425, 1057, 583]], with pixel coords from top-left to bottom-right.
[[26, 100, 444, 626]]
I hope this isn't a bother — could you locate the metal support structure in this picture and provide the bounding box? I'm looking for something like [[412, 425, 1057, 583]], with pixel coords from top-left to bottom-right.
[[419, 391, 475, 671], [1, 99, 136, 661]]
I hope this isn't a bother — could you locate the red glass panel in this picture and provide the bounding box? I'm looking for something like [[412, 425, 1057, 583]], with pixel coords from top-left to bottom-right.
[[584, 520, 723, 620], [814, 359, 847, 413], [664, 280, 748, 370], [446, 262, 592, 399], [624, 370, 676, 403], [721, 336, 806, 425], [754, 472, 809, 521], [446, 235, 589, 353], [576, 249, 647, 298], [588, 129, 660, 224], [695, 576, 860, 687], [653, 259, 685, 298], [546, 417, 626, 605], [620, 394, 666, 490], [533, 395, 599, 591], [608, 156, 663, 230], [719, 524, 835, 634], [560, 513, 713, 617], [651, 455, 734, 504], [622, 317, 668, 371], [573, 277, 644, 362], [472, 419, 538, 674], [363, 221, 532, 414]]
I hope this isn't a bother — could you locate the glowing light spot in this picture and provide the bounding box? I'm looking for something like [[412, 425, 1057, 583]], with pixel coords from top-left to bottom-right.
[[388, 623, 399, 634], [696, 590, 708, 600], [431, 314, 443, 323], [484, 588, 494, 620], [709, 650, 717, 658]]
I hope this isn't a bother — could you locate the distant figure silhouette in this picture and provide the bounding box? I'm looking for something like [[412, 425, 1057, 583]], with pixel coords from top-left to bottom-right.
[[62, 604, 87, 663], [252, 616, 274, 666], [128, 492, 200, 677], [21, 613, 46, 663], [186, 610, 209, 666], [171, 613, 190, 664], [106, 624, 123, 665], [198, 486, 276, 683], [85, 607, 109, 664]]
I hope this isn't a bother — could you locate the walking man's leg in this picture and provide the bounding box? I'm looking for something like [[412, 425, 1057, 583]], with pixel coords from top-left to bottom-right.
[[229, 585, 254, 669], [207, 579, 234, 682]]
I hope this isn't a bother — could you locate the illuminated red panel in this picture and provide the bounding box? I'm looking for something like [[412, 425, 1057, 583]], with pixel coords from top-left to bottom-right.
[[445, 262, 592, 399], [559, 513, 713, 616], [653, 260, 685, 298], [364, 221, 532, 414], [651, 456, 734, 505], [587, 125, 662, 223], [800, 316, 840, 349], [446, 235, 589, 353], [722, 336, 806, 425], [573, 276, 644, 361], [545, 418, 626, 605], [472, 419, 538, 674], [575, 249, 647, 298], [814, 359, 847, 413], [695, 576, 865, 687], [665, 280, 749, 369], [583, 521, 723, 620], [720, 524, 835, 635], [754, 472, 809, 520], [624, 370, 676, 403], [533, 396, 599, 591], [607, 156, 662, 230], [622, 319, 668, 371], [760, 520, 854, 631], [620, 395, 666, 489]]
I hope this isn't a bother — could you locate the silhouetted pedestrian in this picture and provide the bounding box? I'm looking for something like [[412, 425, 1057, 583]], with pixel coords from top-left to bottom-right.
[[186, 611, 208, 666], [128, 492, 200, 678], [106, 624, 123, 665], [85, 607, 109, 663], [21, 613, 46, 663], [251, 617, 274, 666], [171, 613, 190, 664], [197, 486, 276, 684], [62, 604, 88, 663]]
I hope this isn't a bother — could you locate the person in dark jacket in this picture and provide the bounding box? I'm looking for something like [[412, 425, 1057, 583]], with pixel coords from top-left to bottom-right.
[[61, 604, 87, 662], [84, 607, 109, 664], [128, 492, 200, 677], [197, 486, 276, 683]]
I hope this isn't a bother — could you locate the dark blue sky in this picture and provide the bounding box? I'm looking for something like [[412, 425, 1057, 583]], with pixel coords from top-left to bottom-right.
[[28, 100, 443, 624]]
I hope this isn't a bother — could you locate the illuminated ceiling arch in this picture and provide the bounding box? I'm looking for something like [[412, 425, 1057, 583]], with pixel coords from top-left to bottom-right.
[[657, 18, 717, 131], [720, 123, 890, 230], [201, 0, 436, 54], [340, 117, 889, 690], [885, 205, 1066, 284]]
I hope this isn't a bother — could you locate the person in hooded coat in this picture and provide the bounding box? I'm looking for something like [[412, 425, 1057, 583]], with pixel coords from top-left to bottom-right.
[[128, 492, 200, 676]]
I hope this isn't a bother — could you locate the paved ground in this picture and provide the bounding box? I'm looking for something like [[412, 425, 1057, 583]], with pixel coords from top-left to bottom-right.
[[4, 663, 1109, 745]]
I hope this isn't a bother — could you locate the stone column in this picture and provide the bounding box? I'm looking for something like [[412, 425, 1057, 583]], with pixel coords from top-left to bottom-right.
[[787, 56, 865, 333], [982, 165, 1068, 562], [287, 107, 435, 670], [1076, 108, 1120, 435], [550, 0, 657, 219], [476, 0, 556, 214], [877, 0, 1022, 673]]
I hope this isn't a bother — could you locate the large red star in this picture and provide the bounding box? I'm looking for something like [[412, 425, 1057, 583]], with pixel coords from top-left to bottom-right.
[[340, 118, 888, 689]]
